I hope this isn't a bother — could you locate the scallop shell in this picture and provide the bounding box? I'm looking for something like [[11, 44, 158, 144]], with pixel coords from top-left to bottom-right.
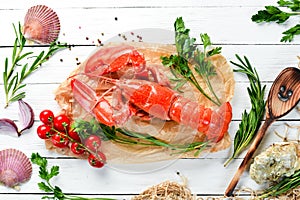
[[0, 149, 32, 188], [23, 5, 60, 44]]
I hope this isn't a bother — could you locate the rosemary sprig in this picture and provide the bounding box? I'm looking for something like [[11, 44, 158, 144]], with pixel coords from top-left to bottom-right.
[[257, 169, 300, 199], [31, 152, 116, 200], [3, 22, 67, 108], [161, 17, 221, 106], [117, 128, 208, 156], [224, 55, 266, 167], [251, 0, 300, 42], [73, 118, 208, 156]]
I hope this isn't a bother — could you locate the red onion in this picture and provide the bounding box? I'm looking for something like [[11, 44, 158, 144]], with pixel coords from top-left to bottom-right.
[[0, 118, 19, 136], [18, 100, 35, 135], [0, 100, 34, 137]]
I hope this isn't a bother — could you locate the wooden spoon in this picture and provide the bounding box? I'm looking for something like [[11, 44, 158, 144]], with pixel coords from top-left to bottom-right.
[[225, 67, 300, 197]]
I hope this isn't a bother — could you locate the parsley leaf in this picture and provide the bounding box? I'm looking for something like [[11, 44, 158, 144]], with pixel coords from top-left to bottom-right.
[[281, 24, 300, 42], [38, 182, 52, 193], [174, 17, 196, 58], [251, 1, 300, 42], [31, 153, 116, 200], [161, 17, 222, 106], [251, 6, 292, 23], [278, 0, 300, 11]]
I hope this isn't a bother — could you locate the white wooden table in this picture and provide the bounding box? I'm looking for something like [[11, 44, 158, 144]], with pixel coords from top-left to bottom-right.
[[0, 0, 299, 199]]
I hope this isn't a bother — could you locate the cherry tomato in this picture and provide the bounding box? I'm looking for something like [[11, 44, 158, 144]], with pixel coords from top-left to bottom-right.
[[51, 132, 69, 148], [84, 135, 102, 152], [53, 114, 70, 131], [37, 124, 52, 139], [70, 142, 85, 155], [88, 152, 106, 168], [68, 130, 81, 142], [39, 110, 54, 125]]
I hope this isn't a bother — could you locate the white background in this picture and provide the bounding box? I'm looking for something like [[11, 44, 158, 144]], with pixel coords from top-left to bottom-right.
[[0, 0, 299, 199]]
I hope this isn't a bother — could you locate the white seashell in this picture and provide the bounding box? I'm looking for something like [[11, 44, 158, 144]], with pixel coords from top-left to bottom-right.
[[23, 5, 60, 44], [0, 149, 32, 188]]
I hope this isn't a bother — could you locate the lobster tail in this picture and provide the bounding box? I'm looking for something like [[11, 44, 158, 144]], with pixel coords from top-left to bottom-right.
[[169, 97, 212, 132], [205, 102, 232, 142], [169, 98, 232, 142]]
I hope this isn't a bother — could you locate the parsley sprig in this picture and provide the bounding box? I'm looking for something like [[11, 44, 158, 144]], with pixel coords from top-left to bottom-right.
[[224, 55, 266, 167], [31, 152, 115, 200], [252, 0, 300, 42], [73, 118, 208, 157], [3, 22, 67, 108], [161, 17, 222, 106]]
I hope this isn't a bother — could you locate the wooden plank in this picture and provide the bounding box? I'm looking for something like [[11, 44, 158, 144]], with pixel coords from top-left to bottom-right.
[[0, 81, 299, 121], [0, 7, 297, 45], [0, 44, 299, 84], [0, 157, 262, 195], [0, 120, 298, 160], [0, 1, 299, 199], [0, 194, 131, 200], [0, 121, 297, 196], [0, 0, 276, 9]]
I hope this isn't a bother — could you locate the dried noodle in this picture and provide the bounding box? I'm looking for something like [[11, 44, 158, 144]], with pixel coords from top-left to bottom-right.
[[132, 181, 195, 200], [132, 180, 248, 200]]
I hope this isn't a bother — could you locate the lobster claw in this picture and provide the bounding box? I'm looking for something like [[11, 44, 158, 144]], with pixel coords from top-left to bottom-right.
[[84, 45, 145, 76], [71, 78, 115, 126], [71, 79, 98, 113]]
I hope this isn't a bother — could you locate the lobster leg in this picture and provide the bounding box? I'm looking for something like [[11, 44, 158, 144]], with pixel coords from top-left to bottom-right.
[[71, 78, 131, 126]]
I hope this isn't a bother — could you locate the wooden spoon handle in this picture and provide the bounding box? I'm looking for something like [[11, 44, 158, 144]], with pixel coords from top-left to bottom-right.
[[224, 117, 274, 197]]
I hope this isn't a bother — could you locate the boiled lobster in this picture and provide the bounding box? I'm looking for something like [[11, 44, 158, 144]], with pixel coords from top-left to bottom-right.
[[71, 44, 232, 142]]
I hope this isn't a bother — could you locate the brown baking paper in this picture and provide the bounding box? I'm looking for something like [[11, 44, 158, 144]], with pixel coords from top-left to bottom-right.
[[50, 42, 235, 164]]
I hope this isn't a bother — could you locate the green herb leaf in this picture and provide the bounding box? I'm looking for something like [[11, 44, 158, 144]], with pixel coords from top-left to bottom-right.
[[278, 0, 300, 11], [31, 152, 47, 167], [200, 33, 212, 52], [38, 182, 53, 192], [251, 6, 292, 23], [31, 153, 116, 200], [193, 50, 216, 77], [251, 1, 300, 42], [53, 186, 64, 199], [224, 55, 266, 167], [174, 17, 196, 58], [9, 92, 26, 103], [207, 47, 222, 57], [281, 24, 300, 42], [49, 166, 60, 179], [161, 17, 222, 106]]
